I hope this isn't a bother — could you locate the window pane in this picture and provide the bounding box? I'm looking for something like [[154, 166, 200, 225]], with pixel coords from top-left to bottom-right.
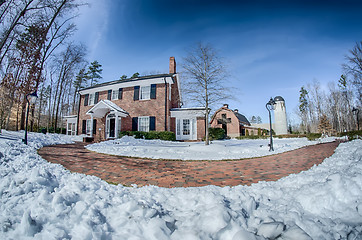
[[176, 119, 180, 135], [140, 86, 150, 100], [138, 116, 149, 132], [183, 119, 190, 135], [118, 118, 122, 133], [89, 93, 94, 105], [86, 120, 91, 134], [112, 90, 118, 100]]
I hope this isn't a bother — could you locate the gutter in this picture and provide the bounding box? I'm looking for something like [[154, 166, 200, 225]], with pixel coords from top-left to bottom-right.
[[76, 92, 81, 135], [164, 77, 167, 131]]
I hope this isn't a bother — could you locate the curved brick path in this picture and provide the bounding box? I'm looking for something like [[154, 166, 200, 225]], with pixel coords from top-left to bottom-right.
[[38, 141, 341, 188]]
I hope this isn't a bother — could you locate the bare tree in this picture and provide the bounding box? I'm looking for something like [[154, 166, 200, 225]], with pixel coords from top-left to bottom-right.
[[343, 41, 362, 104], [182, 42, 231, 145], [51, 43, 86, 131]]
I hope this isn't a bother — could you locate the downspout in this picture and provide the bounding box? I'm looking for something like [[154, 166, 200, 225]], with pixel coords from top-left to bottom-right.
[[76, 92, 81, 135], [164, 77, 167, 131]]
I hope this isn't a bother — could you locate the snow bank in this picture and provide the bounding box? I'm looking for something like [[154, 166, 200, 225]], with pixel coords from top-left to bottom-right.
[[0, 132, 361, 239], [86, 135, 339, 160]]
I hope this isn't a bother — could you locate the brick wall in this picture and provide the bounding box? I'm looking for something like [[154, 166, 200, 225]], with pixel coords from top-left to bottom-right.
[[78, 83, 173, 136], [210, 108, 241, 137], [197, 117, 206, 141]]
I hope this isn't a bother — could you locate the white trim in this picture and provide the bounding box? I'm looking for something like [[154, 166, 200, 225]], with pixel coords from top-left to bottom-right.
[[138, 116, 150, 132], [170, 108, 205, 118], [86, 119, 92, 136], [106, 113, 120, 139], [86, 100, 128, 118], [111, 90, 118, 100], [89, 93, 95, 106], [79, 76, 174, 95], [175, 117, 197, 140], [140, 85, 151, 100]]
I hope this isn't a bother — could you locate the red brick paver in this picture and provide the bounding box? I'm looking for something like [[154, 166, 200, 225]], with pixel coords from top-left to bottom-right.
[[38, 141, 341, 188]]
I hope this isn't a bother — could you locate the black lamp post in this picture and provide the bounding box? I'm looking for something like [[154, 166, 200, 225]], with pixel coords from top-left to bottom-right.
[[266, 97, 276, 151], [23, 91, 38, 145], [352, 107, 360, 131]]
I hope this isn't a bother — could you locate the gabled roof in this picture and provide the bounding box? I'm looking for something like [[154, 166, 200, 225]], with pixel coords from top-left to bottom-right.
[[234, 112, 251, 126], [210, 107, 251, 126], [86, 100, 129, 118], [80, 73, 175, 92]]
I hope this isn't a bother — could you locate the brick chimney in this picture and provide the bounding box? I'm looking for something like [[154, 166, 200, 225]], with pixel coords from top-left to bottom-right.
[[169, 56, 176, 74]]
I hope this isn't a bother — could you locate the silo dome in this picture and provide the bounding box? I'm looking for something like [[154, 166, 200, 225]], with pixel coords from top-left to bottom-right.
[[274, 96, 285, 102]]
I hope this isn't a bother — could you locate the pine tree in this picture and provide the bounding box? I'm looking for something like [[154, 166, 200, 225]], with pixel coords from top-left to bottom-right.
[[87, 61, 102, 86], [131, 72, 140, 78], [299, 86, 309, 132], [318, 115, 333, 136]]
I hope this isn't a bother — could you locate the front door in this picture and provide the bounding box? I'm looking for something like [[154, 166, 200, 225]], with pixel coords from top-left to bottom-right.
[[106, 113, 116, 139], [109, 118, 115, 138], [176, 118, 196, 140]]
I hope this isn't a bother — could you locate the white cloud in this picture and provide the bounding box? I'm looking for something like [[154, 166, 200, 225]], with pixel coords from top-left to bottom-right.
[[73, 0, 111, 61]]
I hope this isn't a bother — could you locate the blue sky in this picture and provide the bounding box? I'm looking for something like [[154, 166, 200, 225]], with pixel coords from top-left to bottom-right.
[[73, 0, 362, 124]]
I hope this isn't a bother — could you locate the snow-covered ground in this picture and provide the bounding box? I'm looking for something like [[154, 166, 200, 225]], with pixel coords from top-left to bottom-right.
[[86, 135, 340, 160], [1, 131, 362, 239]]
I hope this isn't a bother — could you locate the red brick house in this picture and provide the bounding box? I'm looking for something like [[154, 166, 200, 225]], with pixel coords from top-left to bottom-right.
[[68, 57, 206, 141], [210, 104, 258, 138]]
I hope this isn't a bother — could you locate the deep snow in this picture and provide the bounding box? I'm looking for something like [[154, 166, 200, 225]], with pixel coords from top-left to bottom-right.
[[86, 135, 339, 160], [0, 131, 361, 239]]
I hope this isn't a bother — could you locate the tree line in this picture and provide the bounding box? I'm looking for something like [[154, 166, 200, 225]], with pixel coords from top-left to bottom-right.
[[297, 41, 362, 134], [0, 0, 104, 132]]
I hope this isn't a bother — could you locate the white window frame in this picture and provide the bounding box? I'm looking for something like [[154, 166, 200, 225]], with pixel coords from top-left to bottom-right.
[[67, 123, 76, 135], [112, 90, 118, 100], [183, 119, 190, 135], [86, 119, 92, 135], [175, 117, 197, 140], [138, 116, 150, 132], [140, 86, 151, 100], [89, 93, 95, 105]]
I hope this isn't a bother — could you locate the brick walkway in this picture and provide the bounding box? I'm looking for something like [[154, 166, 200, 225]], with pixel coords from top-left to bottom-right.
[[38, 141, 341, 188]]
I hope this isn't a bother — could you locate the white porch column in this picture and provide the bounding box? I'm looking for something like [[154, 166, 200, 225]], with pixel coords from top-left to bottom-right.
[[90, 114, 94, 137]]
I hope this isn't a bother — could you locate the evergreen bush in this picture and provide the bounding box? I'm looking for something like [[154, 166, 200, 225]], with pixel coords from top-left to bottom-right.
[[119, 130, 176, 141], [236, 135, 267, 140], [208, 128, 225, 140], [306, 133, 322, 141], [339, 130, 362, 141]]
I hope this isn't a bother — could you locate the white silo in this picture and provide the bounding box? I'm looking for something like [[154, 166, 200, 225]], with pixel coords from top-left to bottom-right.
[[273, 96, 288, 135]]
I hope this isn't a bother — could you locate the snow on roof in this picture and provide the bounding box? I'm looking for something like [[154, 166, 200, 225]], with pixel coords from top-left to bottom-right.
[[86, 100, 129, 118]]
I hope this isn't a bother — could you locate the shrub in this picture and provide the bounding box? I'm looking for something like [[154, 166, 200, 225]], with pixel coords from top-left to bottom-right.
[[157, 131, 176, 141], [119, 130, 176, 141], [236, 135, 267, 140], [306, 133, 322, 141], [208, 128, 225, 140], [338, 130, 362, 141]]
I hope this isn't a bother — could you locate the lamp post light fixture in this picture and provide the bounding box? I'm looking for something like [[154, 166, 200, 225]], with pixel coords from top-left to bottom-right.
[[23, 91, 38, 145], [266, 97, 276, 151], [352, 107, 360, 131]]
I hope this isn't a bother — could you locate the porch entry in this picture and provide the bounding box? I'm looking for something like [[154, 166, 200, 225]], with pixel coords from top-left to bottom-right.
[[86, 100, 129, 140], [106, 113, 122, 139], [176, 118, 197, 140]]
